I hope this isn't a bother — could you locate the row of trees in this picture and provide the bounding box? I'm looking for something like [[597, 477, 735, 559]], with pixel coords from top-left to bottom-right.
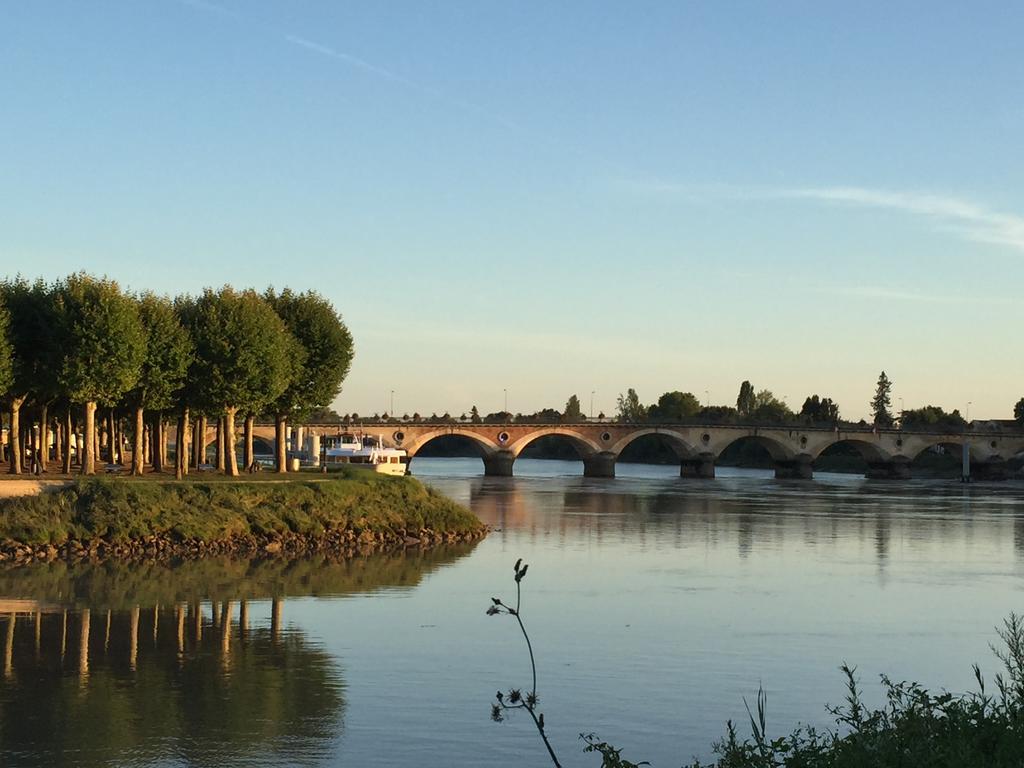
[[0, 274, 353, 476], [611, 373, 1015, 430]]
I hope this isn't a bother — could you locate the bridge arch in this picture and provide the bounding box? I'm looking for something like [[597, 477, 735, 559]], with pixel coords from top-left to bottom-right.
[[609, 429, 699, 460], [713, 433, 798, 463], [809, 438, 893, 464], [507, 428, 603, 460], [403, 429, 501, 458]]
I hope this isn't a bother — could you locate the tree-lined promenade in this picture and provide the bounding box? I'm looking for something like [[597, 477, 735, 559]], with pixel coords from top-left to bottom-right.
[[0, 273, 353, 479]]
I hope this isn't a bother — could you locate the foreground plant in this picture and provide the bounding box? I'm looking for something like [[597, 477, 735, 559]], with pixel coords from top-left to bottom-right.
[[486, 560, 1024, 767], [487, 559, 563, 767]]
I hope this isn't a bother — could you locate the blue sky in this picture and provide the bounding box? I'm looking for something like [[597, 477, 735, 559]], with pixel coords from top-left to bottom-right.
[[2, 1, 1022, 420]]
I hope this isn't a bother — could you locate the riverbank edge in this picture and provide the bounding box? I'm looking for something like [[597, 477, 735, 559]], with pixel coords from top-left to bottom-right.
[[0, 473, 487, 565]]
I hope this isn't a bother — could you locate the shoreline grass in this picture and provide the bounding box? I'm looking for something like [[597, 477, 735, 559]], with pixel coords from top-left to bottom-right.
[[0, 468, 484, 548]]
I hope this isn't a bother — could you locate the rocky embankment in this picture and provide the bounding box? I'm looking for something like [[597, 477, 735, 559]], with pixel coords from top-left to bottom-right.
[[0, 524, 484, 565]]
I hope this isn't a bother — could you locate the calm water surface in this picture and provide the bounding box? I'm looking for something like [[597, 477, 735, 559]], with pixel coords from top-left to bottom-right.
[[2, 459, 1024, 766]]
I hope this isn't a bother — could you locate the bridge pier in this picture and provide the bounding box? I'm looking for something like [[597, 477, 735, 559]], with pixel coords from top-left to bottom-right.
[[681, 453, 716, 479], [865, 457, 911, 480], [482, 451, 515, 477], [583, 452, 616, 478], [774, 455, 813, 480]]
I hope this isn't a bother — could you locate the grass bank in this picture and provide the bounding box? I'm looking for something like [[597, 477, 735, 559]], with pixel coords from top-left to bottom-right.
[[0, 468, 485, 560]]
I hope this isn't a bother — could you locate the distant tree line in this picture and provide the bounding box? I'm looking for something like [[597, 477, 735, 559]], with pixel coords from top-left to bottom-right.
[[0, 274, 352, 477]]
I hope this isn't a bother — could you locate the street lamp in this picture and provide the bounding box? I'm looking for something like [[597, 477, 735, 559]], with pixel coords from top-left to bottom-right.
[[390, 390, 395, 418], [967, 401, 972, 424], [704, 389, 710, 409], [590, 391, 595, 420], [503, 388, 508, 416]]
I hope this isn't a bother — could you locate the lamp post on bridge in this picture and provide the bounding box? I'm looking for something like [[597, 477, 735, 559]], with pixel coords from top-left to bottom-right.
[[590, 391, 595, 420], [503, 388, 508, 417], [390, 390, 395, 418]]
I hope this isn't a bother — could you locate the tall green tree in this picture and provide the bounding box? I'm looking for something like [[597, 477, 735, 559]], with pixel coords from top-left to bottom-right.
[[189, 287, 294, 476], [56, 274, 146, 475], [470, 405, 481, 424], [264, 289, 353, 473], [648, 391, 701, 421], [125, 294, 193, 475], [736, 380, 755, 418], [562, 394, 582, 422], [0, 278, 62, 473], [1015, 398, 1024, 426], [616, 388, 646, 422], [872, 371, 894, 427]]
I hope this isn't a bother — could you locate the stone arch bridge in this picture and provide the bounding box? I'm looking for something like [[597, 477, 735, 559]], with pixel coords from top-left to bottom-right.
[[250, 422, 1024, 480]]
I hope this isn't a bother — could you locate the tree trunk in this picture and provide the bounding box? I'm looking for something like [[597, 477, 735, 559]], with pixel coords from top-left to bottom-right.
[[144, 423, 151, 467], [159, 416, 168, 470], [195, 415, 207, 469], [53, 414, 62, 469], [243, 415, 255, 471], [62, 409, 73, 473], [8, 397, 24, 474], [93, 418, 100, 468], [18, 418, 28, 473], [152, 416, 162, 473], [82, 401, 97, 475], [193, 416, 202, 469], [176, 407, 190, 480], [215, 417, 226, 472], [275, 414, 288, 473], [38, 403, 49, 472], [131, 406, 145, 476], [225, 408, 239, 476]]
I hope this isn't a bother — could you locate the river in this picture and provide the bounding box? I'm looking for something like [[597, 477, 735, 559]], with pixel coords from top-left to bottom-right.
[[1, 458, 1023, 766]]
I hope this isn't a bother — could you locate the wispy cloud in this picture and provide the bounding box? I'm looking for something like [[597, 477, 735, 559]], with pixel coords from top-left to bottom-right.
[[625, 179, 1024, 255], [177, 0, 531, 135], [283, 34, 416, 87], [779, 186, 1024, 254]]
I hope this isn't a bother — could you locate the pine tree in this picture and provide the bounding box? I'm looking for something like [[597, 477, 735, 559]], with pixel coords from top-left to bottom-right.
[[872, 371, 893, 427]]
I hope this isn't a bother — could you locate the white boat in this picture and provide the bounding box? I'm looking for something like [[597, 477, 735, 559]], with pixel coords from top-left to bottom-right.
[[322, 433, 408, 476]]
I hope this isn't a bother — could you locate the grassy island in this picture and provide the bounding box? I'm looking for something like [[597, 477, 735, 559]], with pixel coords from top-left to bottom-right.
[[0, 469, 485, 562]]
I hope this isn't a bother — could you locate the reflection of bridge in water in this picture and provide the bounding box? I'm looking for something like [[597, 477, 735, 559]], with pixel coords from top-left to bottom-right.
[[253, 422, 1024, 480]]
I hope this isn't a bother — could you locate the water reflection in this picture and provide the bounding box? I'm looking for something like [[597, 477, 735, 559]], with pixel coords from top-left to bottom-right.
[[0, 600, 341, 767], [0, 545, 478, 767], [0, 543, 478, 609], [447, 470, 1024, 577]]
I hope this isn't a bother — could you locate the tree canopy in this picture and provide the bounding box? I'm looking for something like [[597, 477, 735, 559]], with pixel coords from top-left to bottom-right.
[[0, 295, 12, 398], [57, 274, 146, 407], [900, 405, 966, 432], [188, 287, 293, 417], [127, 293, 193, 412], [264, 289, 353, 420], [648, 391, 701, 421], [736, 380, 755, 417], [800, 395, 840, 424], [562, 394, 582, 421], [616, 389, 646, 422]]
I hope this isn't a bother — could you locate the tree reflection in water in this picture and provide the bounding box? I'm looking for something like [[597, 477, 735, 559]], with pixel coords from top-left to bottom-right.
[[0, 544, 478, 766]]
